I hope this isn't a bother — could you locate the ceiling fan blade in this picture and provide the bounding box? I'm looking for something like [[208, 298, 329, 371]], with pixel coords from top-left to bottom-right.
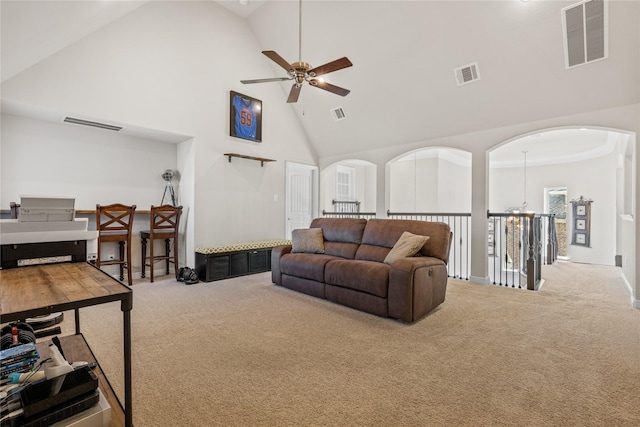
[[308, 57, 353, 77], [241, 77, 293, 84], [309, 80, 350, 97], [262, 50, 294, 73], [287, 84, 302, 103]]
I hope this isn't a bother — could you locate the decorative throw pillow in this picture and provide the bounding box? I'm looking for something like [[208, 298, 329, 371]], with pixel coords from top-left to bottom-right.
[[291, 228, 325, 254], [383, 231, 430, 264]]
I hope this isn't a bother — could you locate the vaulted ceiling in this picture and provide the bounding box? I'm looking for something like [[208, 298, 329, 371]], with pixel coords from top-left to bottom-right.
[[1, 0, 638, 160]]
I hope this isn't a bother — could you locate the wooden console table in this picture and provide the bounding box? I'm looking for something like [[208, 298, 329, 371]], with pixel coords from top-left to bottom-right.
[[0, 262, 133, 426]]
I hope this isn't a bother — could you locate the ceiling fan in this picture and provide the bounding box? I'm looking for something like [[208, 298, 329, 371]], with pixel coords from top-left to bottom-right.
[[240, 0, 353, 103]]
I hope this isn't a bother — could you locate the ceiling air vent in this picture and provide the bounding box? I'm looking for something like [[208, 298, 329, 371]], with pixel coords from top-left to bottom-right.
[[331, 107, 347, 121], [562, 0, 608, 68], [454, 62, 480, 86], [63, 117, 123, 131]]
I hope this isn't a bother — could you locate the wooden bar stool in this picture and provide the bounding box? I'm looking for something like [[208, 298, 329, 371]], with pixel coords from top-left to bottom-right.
[[10, 202, 20, 219], [96, 204, 136, 286], [141, 205, 182, 282]]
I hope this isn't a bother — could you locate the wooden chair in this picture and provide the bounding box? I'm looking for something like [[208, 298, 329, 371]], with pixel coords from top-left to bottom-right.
[[140, 205, 182, 282], [96, 204, 136, 286]]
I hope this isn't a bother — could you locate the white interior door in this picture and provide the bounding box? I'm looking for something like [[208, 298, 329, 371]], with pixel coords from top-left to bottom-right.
[[285, 162, 318, 239]]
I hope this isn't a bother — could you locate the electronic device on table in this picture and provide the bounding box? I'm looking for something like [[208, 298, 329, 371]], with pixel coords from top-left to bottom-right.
[[0, 196, 97, 269], [0, 366, 99, 427]]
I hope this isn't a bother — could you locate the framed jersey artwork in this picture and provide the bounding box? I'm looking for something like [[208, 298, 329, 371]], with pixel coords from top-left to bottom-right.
[[230, 90, 262, 142]]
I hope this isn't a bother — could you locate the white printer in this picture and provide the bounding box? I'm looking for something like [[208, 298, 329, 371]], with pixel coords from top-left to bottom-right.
[[0, 196, 98, 268]]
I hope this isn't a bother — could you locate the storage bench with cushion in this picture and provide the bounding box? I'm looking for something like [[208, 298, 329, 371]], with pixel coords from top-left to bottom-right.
[[195, 239, 291, 282], [271, 218, 452, 322]]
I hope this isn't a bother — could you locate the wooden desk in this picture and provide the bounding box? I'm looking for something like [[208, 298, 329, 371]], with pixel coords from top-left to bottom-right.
[[0, 262, 133, 427], [76, 210, 151, 215]]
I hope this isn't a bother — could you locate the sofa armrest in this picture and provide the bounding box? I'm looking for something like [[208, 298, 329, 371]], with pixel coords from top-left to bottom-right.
[[388, 256, 448, 322], [271, 245, 292, 284]]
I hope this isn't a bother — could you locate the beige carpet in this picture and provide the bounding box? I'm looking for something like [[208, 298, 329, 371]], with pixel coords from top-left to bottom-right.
[[70, 262, 640, 426]]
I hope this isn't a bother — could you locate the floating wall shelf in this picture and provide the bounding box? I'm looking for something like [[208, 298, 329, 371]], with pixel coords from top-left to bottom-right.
[[224, 153, 276, 167]]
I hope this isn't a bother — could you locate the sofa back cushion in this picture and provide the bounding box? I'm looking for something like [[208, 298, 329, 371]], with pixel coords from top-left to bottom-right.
[[356, 219, 451, 263], [310, 217, 367, 259]]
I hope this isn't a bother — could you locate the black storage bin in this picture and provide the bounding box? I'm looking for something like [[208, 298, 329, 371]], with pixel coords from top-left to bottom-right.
[[249, 250, 269, 272], [230, 253, 249, 276], [196, 248, 275, 282], [210, 255, 231, 281]]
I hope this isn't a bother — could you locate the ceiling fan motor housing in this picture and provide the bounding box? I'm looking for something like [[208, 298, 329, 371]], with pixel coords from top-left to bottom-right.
[[292, 61, 311, 84]]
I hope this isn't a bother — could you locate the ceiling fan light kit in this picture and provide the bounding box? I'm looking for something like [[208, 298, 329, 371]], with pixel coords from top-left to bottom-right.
[[240, 0, 352, 103]]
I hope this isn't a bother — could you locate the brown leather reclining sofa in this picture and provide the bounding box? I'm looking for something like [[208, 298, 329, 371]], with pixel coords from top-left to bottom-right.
[[271, 217, 452, 322]]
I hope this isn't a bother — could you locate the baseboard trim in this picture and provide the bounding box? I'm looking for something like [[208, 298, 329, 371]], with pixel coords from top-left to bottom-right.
[[620, 271, 639, 309], [469, 275, 490, 285], [536, 278, 545, 291], [104, 269, 175, 282]]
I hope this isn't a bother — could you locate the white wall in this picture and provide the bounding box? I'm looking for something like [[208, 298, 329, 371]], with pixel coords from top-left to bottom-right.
[[363, 165, 377, 213], [438, 158, 472, 213], [389, 149, 472, 213], [0, 1, 318, 265], [389, 157, 437, 212], [320, 163, 337, 213], [1, 114, 178, 209], [489, 151, 618, 265]]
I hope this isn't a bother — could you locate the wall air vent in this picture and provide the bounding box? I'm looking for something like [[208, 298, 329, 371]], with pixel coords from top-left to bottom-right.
[[63, 117, 123, 131], [454, 62, 480, 86], [331, 107, 347, 121], [562, 0, 608, 68]]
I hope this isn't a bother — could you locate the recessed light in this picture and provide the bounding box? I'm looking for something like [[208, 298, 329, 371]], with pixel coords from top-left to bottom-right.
[[239, 0, 249, 6]]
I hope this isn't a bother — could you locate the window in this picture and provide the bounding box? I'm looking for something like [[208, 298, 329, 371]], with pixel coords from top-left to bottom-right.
[[546, 187, 568, 257], [336, 165, 355, 203], [547, 188, 567, 219]]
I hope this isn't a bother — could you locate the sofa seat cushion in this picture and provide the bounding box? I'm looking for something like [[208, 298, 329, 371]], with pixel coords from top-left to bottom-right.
[[325, 259, 390, 298], [280, 253, 342, 283]]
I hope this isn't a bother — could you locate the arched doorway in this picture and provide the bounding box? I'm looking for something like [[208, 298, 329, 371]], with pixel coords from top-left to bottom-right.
[[488, 127, 635, 294], [320, 159, 376, 216], [489, 127, 632, 265]]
